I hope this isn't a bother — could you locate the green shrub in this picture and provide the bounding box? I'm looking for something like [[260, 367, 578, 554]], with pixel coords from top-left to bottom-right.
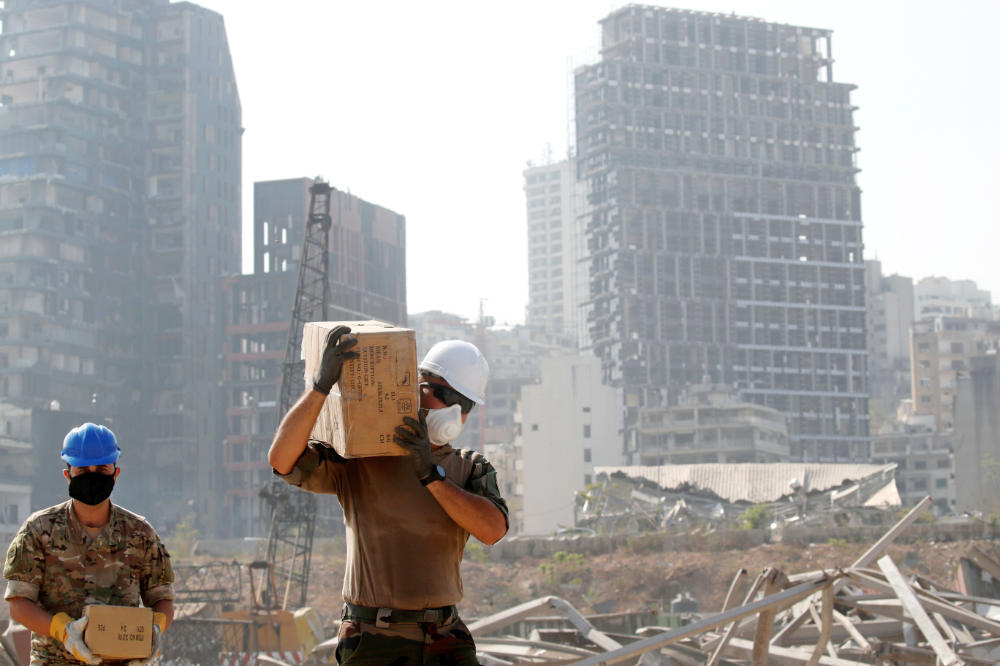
[[739, 504, 771, 530], [465, 541, 489, 564], [539, 550, 589, 586]]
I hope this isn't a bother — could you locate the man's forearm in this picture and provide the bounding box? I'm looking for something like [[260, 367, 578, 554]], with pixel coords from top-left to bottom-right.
[[7, 597, 55, 636], [152, 599, 174, 630], [426, 480, 507, 545], [267, 389, 327, 474]]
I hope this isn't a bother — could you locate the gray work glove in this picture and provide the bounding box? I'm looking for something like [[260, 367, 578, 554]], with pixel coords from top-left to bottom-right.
[[393, 413, 433, 479], [312, 325, 360, 395]]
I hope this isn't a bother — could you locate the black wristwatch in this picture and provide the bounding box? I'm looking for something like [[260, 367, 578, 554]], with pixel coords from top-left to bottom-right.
[[420, 464, 446, 486]]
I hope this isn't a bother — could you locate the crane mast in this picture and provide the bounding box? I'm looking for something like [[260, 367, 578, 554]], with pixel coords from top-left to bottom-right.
[[279, 179, 333, 412], [261, 178, 334, 610]]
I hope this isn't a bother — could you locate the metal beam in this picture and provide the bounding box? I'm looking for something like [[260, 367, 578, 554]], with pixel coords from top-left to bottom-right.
[[571, 573, 835, 666], [877, 555, 959, 665], [708, 569, 769, 666], [724, 637, 864, 665], [753, 569, 786, 665], [831, 608, 873, 652], [847, 569, 1000, 636], [721, 568, 748, 612], [837, 495, 933, 592], [806, 584, 834, 666], [468, 595, 620, 652]]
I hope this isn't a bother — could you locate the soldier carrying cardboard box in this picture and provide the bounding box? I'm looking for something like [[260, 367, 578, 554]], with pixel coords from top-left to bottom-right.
[[269, 326, 509, 665], [3, 423, 174, 665]]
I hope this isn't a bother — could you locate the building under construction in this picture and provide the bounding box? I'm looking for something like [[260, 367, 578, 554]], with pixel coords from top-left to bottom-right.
[[575, 7, 868, 463]]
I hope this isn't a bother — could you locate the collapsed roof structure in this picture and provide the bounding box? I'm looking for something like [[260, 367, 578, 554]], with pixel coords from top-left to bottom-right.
[[581, 463, 900, 534]]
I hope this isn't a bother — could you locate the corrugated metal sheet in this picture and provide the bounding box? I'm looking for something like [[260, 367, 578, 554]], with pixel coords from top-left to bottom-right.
[[864, 481, 902, 507], [593, 463, 897, 504]]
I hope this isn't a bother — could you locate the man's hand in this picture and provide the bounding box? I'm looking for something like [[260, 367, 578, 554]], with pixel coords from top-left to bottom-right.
[[393, 413, 433, 479], [50, 613, 101, 665], [126, 612, 166, 666], [312, 325, 360, 395]]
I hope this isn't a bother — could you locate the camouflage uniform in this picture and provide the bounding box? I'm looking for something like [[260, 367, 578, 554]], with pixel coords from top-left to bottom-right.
[[4, 500, 175, 666]]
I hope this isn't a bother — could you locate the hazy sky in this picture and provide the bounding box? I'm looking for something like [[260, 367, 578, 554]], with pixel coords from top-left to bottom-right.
[[195, 0, 1000, 326]]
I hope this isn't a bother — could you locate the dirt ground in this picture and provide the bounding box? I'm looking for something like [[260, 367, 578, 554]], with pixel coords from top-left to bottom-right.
[[301, 537, 1000, 627]]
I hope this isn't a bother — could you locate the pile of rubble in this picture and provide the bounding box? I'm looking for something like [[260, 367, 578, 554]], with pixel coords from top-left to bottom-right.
[[7, 494, 992, 665], [463, 496, 1000, 664], [576, 464, 901, 535]]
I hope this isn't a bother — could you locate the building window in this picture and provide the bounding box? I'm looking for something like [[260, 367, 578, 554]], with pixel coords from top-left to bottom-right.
[[582, 406, 590, 413], [914, 461, 927, 470], [935, 478, 947, 489], [583, 424, 591, 438], [584, 448, 591, 463], [531, 424, 538, 431], [584, 474, 592, 486]]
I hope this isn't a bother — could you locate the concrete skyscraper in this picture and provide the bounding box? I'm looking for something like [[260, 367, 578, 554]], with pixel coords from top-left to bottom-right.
[[0, 0, 241, 533], [575, 6, 868, 462], [524, 157, 588, 348], [865, 260, 913, 408]]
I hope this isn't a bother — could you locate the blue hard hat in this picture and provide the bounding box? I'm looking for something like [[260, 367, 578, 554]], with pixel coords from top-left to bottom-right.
[[61, 423, 120, 467]]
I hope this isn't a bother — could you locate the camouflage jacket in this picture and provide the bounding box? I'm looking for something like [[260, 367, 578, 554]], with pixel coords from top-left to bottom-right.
[[3, 500, 174, 666]]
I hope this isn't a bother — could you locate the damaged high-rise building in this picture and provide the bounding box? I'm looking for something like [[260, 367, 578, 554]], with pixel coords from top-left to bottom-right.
[[575, 6, 868, 462], [0, 0, 240, 533]]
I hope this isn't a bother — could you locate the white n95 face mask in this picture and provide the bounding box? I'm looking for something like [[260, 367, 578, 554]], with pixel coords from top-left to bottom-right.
[[425, 404, 464, 445]]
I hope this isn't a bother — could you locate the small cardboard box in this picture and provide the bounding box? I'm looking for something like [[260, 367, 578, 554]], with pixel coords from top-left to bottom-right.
[[83, 605, 153, 660], [303, 320, 417, 458]]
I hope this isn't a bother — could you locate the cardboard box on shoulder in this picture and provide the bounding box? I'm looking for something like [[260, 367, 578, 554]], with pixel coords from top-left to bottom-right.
[[303, 320, 417, 458], [83, 605, 153, 660]]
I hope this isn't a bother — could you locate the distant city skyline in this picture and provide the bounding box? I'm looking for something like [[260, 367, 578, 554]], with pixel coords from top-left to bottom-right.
[[196, 0, 1000, 326]]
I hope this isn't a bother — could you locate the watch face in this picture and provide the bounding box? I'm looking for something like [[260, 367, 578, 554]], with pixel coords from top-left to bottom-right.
[[421, 464, 446, 486]]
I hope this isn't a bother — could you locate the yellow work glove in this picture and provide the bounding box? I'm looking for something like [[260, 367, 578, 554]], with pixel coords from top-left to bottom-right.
[[126, 612, 167, 666], [49, 612, 101, 665]]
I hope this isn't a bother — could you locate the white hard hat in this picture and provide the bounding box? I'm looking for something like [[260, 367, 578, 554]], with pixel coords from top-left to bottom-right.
[[419, 340, 489, 405]]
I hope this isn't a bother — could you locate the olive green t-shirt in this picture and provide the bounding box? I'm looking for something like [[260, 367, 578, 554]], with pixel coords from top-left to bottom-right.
[[276, 442, 508, 610]]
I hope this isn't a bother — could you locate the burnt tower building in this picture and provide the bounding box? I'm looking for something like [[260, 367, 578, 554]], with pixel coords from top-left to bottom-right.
[[575, 7, 867, 462]]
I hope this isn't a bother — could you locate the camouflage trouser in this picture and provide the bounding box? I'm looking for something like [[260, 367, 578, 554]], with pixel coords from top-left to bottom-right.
[[335, 612, 478, 665]]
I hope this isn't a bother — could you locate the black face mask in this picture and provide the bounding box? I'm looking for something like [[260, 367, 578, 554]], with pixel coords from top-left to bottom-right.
[[68, 471, 116, 506]]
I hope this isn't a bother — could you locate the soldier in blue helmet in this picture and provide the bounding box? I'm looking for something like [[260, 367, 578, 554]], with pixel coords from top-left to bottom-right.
[[3, 423, 175, 665]]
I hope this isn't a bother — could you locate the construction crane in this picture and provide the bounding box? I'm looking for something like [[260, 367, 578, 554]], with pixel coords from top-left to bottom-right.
[[258, 178, 335, 611]]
